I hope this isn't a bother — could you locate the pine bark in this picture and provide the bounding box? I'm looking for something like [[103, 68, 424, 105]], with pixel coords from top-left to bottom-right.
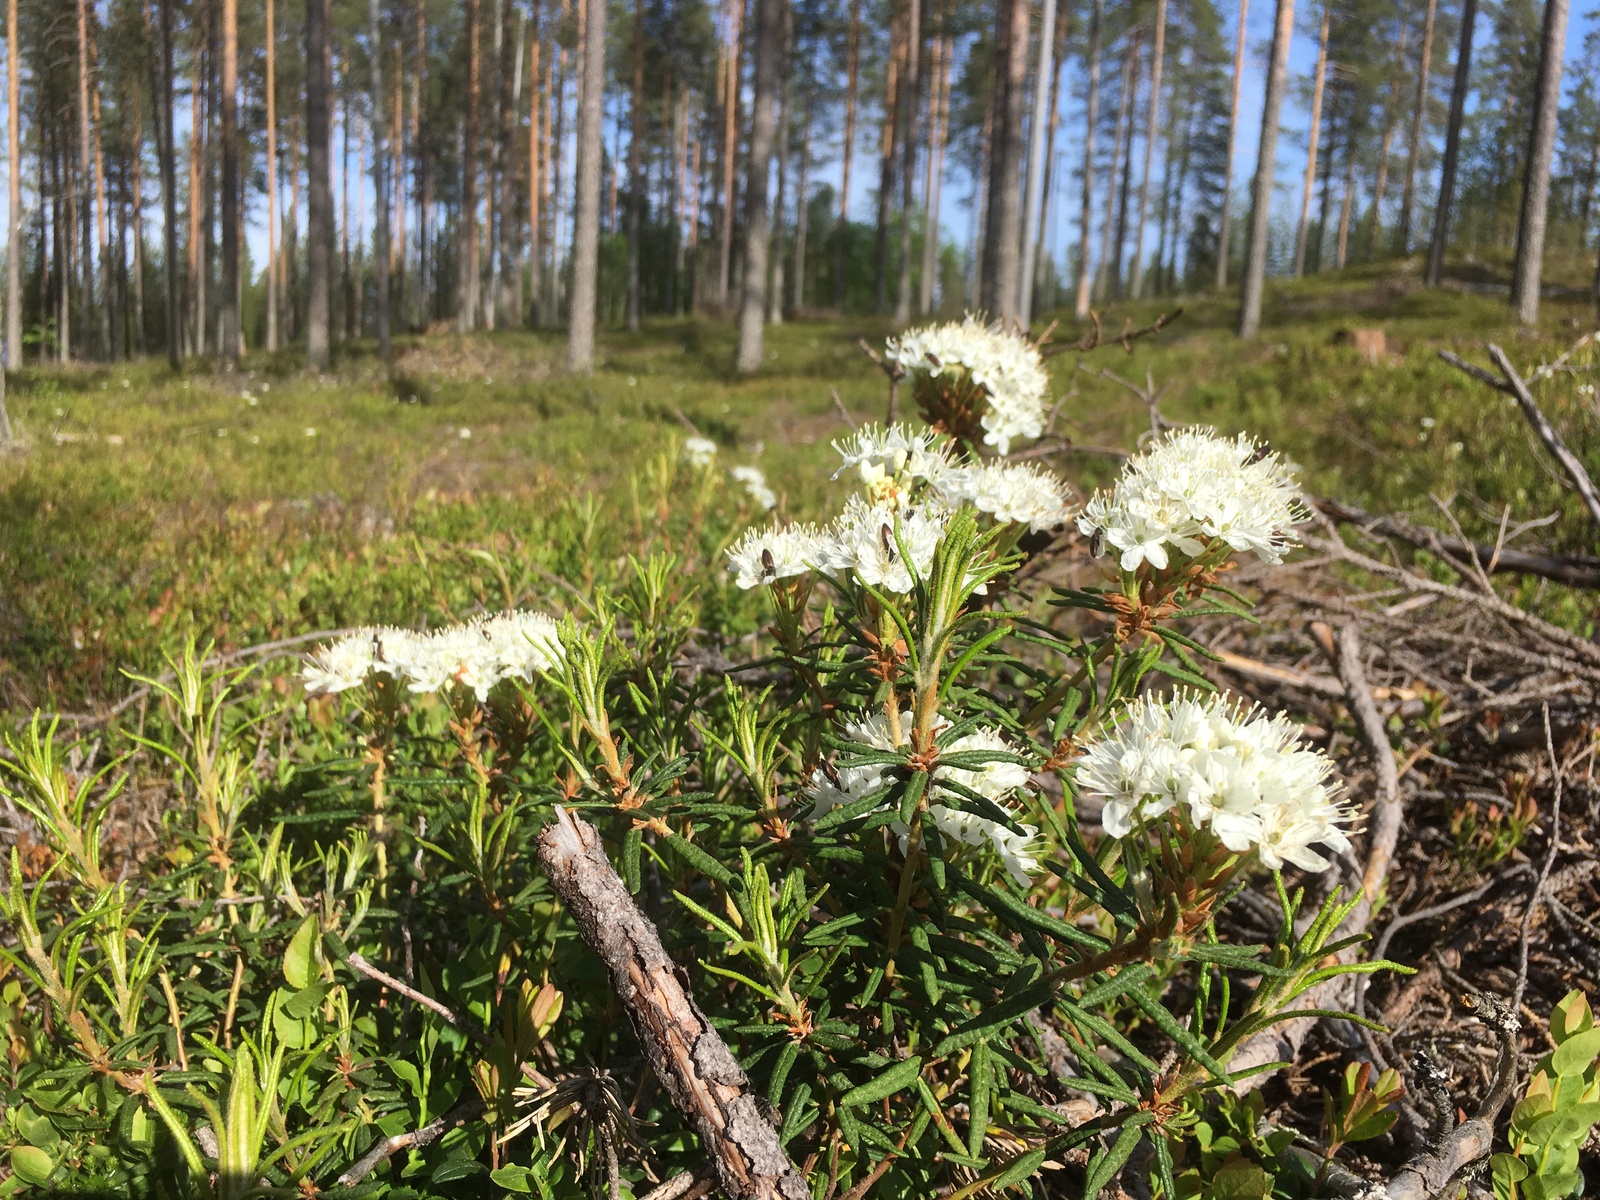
[[1237, 0, 1296, 338], [154, 0, 178, 365], [625, 0, 644, 330], [834, 0, 859, 309], [1334, 125, 1357, 268], [769, 1, 792, 325], [1128, 0, 1165, 301], [919, 33, 950, 316], [1396, 0, 1436, 254], [979, 0, 1027, 321], [1215, 0, 1248, 289], [734, 0, 782, 372], [1293, 7, 1330, 279], [892, 0, 921, 323], [873, 3, 901, 314], [76, 0, 93, 357], [1098, 32, 1138, 302], [565, 0, 605, 370], [306, 0, 333, 368], [1033, 11, 1068, 308], [1424, 0, 1474, 287], [1509, 0, 1569, 324], [459, 0, 480, 330], [527, 11, 541, 326], [715, 0, 744, 312], [6, 0, 21, 367], [370, 0, 391, 358], [495, 0, 520, 330], [219, 0, 239, 364], [1018, 0, 1058, 325], [1073, 0, 1103, 319], [791, 97, 810, 311]]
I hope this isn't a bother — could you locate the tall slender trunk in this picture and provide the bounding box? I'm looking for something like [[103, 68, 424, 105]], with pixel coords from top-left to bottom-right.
[[414, 0, 428, 325], [1166, 95, 1195, 290], [186, 25, 204, 357], [370, 0, 390, 358], [527, 10, 541, 326], [219, 0, 239, 364], [265, 0, 278, 350], [734, 0, 782, 372], [1237, 0, 1295, 337], [6, 0, 21, 367], [566, 0, 605, 369], [716, 0, 744, 312], [873, 3, 901, 315], [1127, 0, 1165, 300], [1073, 0, 1103, 319], [89, 23, 113, 357], [671, 87, 687, 312], [979, 0, 1026, 321], [1364, 25, 1408, 261], [459, 0, 480, 330], [792, 95, 811, 311], [155, 0, 178, 364], [769, 0, 792, 325], [1425, 0, 1474, 287], [834, 0, 859, 309], [892, 0, 921, 322], [625, 0, 644, 330], [494, 0, 519, 329], [1396, 0, 1437, 254], [342, 93, 353, 338], [1311, 114, 1333, 273], [1153, 72, 1182, 296], [1293, 7, 1329, 278], [1018, 0, 1058, 325], [1110, 44, 1139, 300], [306, 0, 332, 367], [1510, 0, 1569, 324], [968, 84, 992, 306], [1034, 11, 1068, 309], [1334, 124, 1356, 268], [1098, 32, 1138, 302], [1215, 0, 1248, 289], [288, 117, 302, 337], [76, 0, 94, 356], [919, 34, 949, 315], [130, 89, 147, 353]]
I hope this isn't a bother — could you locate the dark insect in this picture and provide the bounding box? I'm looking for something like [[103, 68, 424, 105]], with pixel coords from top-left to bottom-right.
[[880, 523, 897, 560], [761, 547, 777, 581], [1244, 442, 1272, 466], [1090, 527, 1106, 558]]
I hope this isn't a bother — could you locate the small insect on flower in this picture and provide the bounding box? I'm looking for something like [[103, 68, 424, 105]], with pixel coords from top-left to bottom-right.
[[884, 317, 1050, 454], [817, 496, 945, 593], [725, 522, 826, 589]]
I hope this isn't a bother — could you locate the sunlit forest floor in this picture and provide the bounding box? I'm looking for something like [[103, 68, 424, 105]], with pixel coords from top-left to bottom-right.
[[3, 256, 1596, 711]]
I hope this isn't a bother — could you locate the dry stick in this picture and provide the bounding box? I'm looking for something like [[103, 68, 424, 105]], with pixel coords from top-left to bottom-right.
[[639, 1168, 718, 1200], [1314, 497, 1600, 590], [336, 1094, 488, 1186], [1227, 624, 1402, 1088], [1440, 345, 1600, 529], [1513, 704, 1564, 1014], [829, 388, 859, 430], [536, 806, 808, 1200], [857, 337, 902, 425]]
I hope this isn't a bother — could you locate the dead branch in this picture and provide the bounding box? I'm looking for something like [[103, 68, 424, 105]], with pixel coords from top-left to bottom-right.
[[857, 338, 904, 425], [640, 1169, 718, 1200], [536, 806, 809, 1200], [829, 388, 859, 430], [337, 1095, 487, 1185], [1439, 345, 1600, 529], [1314, 498, 1600, 590], [1041, 307, 1184, 357]]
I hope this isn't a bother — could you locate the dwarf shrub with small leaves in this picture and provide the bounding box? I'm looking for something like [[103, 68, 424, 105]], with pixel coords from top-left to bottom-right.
[[0, 329, 1401, 1198]]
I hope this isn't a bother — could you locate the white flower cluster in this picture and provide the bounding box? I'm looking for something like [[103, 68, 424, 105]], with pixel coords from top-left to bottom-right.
[[1075, 693, 1350, 872], [808, 710, 1040, 886], [832, 424, 954, 491], [303, 611, 565, 701], [1077, 428, 1306, 572], [932, 460, 1073, 533], [682, 436, 719, 468], [726, 521, 828, 589], [818, 495, 947, 592], [885, 317, 1050, 454], [729, 465, 778, 510]]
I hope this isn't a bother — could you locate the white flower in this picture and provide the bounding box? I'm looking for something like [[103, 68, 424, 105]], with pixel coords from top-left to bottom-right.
[[1075, 692, 1349, 872], [459, 427, 473, 439], [932, 460, 1074, 531], [729, 465, 778, 510], [682, 436, 718, 468], [1077, 429, 1306, 572], [885, 317, 1050, 454], [818, 495, 946, 593], [807, 709, 1040, 887], [725, 522, 826, 589], [304, 427, 318, 438], [831, 424, 954, 484], [302, 612, 567, 701]]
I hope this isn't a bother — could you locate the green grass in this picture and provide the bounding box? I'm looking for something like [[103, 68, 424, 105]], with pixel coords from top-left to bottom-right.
[[3, 261, 1596, 710]]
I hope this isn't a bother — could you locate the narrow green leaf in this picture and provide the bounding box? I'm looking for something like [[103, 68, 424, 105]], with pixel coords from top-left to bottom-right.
[[838, 1055, 924, 1108]]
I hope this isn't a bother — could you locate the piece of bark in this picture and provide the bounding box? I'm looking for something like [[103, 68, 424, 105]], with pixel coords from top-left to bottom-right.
[[537, 807, 809, 1200]]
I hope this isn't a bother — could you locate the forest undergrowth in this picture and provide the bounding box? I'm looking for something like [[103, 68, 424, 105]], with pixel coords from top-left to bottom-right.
[[0, 275, 1597, 1199]]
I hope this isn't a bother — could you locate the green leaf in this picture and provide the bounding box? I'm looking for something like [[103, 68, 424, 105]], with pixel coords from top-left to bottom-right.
[[933, 982, 1053, 1058], [967, 1040, 992, 1161], [432, 1157, 489, 1183], [1084, 1122, 1147, 1198], [9, 1146, 53, 1187], [955, 873, 1109, 950], [283, 917, 319, 990], [662, 830, 735, 886], [838, 1055, 924, 1108], [490, 1165, 535, 1192], [1123, 986, 1229, 1081], [1550, 1028, 1600, 1078]]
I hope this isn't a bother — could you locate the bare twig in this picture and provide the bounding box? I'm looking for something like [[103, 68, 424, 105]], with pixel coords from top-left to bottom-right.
[[829, 388, 858, 430], [537, 806, 808, 1200], [1440, 345, 1600, 529], [1041, 306, 1183, 357], [336, 1095, 487, 1185], [857, 337, 904, 425], [1513, 704, 1565, 1014]]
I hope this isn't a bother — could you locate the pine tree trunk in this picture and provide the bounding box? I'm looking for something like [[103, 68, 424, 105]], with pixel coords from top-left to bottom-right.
[[370, 0, 391, 358], [1334, 126, 1357, 268], [873, 3, 901, 315], [76, 0, 94, 357], [414, 0, 428, 325], [342, 96, 353, 339], [792, 96, 810, 311], [6, 0, 22, 367], [459, 0, 480, 330], [1424, 0, 1474, 287], [566, 0, 605, 369], [1128, 0, 1165, 301], [89, 22, 113, 357], [1105, 33, 1140, 301], [716, 0, 744, 313], [769, 0, 792, 326], [527, 13, 541, 326], [979, 0, 1026, 321], [1293, 7, 1329, 279], [1034, 11, 1068, 309], [734, 0, 781, 372], [1509, 0, 1569, 324], [495, 0, 519, 330], [834, 0, 859, 310], [1018, 0, 1057, 325], [1237, 0, 1295, 337], [1365, 26, 1407, 261], [1166, 98, 1194, 290], [306, 0, 332, 366], [220, 0, 239, 364], [1215, 0, 1248, 289], [1396, 0, 1436, 254], [1073, 0, 1103, 319], [892, 0, 920, 323], [1093, 33, 1135, 304], [625, 0, 644, 330], [130, 89, 147, 353], [919, 33, 949, 315], [264, 0, 278, 350], [967, 83, 991, 306], [185, 27, 204, 357]]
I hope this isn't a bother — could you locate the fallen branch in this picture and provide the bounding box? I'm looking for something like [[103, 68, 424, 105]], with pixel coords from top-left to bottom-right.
[[1439, 345, 1600, 529], [336, 1095, 487, 1185], [1041, 307, 1184, 357], [1315, 497, 1600, 590], [537, 806, 809, 1200]]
